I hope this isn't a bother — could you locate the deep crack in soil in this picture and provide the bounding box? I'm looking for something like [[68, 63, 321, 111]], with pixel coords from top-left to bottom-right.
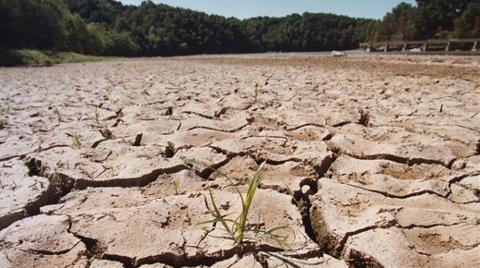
[[1, 54, 479, 268]]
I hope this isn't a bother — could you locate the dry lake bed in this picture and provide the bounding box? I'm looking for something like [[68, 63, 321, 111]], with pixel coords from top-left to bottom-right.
[[1, 54, 480, 267]]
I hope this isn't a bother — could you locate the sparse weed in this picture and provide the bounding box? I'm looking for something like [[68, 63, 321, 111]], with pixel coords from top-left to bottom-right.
[[324, 115, 331, 125], [253, 83, 260, 103], [67, 132, 82, 149], [53, 106, 61, 122], [199, 162, 293, 246], [359, 108, 370, 127], [93, 106, 113, 139], [0, 107, 9, 128], [172, 179, 182, 195], [0, 107, 10, 119], [94, 106, 101, 126]]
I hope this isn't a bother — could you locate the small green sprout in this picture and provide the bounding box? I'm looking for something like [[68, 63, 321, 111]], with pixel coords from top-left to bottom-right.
[[324, 115, 331, 126], [67, 132, 82, 149], [0, 107, 9, 128], [0, 107, 8, 118], [172, 179, 181, 195], [253, 83, 260, 103], [53, 107, 61, 122], [94, 106, 101, 126], [199, 162, 293, 246]]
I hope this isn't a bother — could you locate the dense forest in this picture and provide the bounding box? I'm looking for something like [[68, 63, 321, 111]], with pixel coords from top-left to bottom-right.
[[376, 0, 480, 41], [0, 0, 376, 56], [0, 0, 479, 58]]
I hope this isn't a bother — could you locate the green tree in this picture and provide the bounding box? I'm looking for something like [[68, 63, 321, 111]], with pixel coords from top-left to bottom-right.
[[0, 0, 63, 49], [2, 0, 377, 56], [455, 2, 480, 38], [416, 0, 477, 38], [376, 2, 418, 41]]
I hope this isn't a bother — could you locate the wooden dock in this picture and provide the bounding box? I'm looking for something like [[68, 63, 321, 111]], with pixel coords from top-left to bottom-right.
[[360, 39, 479, 54]]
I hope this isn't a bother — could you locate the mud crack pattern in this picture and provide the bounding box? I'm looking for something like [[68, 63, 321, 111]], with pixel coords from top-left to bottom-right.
[[1, 55, 480, 267]]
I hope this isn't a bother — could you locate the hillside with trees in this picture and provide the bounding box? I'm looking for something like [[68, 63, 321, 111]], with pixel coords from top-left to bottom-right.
[[376, 0, 480, 41], [0, 0, 376, 57], [1, 0, 479, 61]]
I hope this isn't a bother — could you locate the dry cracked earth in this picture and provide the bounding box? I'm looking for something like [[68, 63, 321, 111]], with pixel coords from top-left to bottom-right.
[[0, 54, 479, 268]]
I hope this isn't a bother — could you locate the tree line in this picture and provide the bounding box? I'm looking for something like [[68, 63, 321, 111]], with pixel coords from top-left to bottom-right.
[[1, 0, 479, 57], [0, 0, 376, 56], [376, 0, 480, 41]]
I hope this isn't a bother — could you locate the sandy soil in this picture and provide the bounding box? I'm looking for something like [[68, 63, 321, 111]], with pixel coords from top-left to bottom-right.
[[0, 54, 479, 267]]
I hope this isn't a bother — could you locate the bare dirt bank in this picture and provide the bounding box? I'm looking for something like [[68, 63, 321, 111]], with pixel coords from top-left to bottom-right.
[[1, 54, 479, 267]]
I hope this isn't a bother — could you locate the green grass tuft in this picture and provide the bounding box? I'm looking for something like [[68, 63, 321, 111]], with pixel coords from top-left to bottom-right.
[[172, 179, 182, 195], [0, 107, 9, 128], [253, 83, 260, 103], [67, 132, 82, 149], [199, 162, 293, 246], [0, 107, 8, 119], [53, 106, 62, 122]]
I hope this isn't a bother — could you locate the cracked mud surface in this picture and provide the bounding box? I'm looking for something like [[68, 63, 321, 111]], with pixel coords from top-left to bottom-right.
[[1, 54, 479, 267]]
